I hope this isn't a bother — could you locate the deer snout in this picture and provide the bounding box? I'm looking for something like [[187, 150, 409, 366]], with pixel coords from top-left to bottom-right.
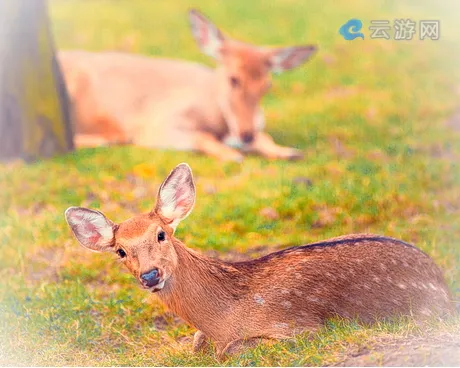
[[241, 132, 254, 144], [141, 269, 160, 288]]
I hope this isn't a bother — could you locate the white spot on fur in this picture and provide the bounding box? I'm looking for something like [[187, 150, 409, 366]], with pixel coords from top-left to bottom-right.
[[420, 308, 432, 316], [364, 284, 371, 290], [391, 259, 397, 265], [380, 263, 387, 271], [398, 283, 407, 290], [282, 301, 292, 309], [294, 290, 303, 297], [429, 283, 437, 291], [281, 289, 290, 295], [274, 322, 288, 329], [373, 276, 380, 283], [253, 294, 265, 305]]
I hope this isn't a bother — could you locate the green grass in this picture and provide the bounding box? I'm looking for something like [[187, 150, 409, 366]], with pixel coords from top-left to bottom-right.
[[1, 0, 460, 365]]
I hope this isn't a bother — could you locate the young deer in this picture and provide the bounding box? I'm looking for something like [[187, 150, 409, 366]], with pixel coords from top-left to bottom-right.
[[65, 163, 454, 359], [58, 9, 317, 162]]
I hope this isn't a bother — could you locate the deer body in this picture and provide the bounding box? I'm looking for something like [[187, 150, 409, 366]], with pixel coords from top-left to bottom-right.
[[59, 51, 244, 152], [58, 10, 317, 162], [65, 164, 454, 359], [157, 234, 453, 355]]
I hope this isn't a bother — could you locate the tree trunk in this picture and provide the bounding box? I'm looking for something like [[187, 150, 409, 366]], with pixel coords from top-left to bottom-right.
[[0, 0, 74, 163]]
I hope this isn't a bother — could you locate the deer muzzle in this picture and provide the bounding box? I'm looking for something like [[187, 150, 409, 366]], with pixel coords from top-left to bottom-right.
[[141, 269, 161, 288]]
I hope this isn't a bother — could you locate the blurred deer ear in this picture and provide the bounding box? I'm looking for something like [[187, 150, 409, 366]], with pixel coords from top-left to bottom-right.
[[189, 9, 225, 60], [65, 207, 116, 252], [154, 163, 196, 231], [268, 45, 317, 74]]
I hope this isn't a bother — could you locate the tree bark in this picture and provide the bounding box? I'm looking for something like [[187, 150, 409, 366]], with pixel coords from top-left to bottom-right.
[[0, 0, 74, 162]]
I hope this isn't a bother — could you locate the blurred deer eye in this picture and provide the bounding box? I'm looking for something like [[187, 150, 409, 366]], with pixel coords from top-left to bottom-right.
[[229, 76, 240, 88], [116, 249, 126, 258], [158, 231, 166, 242]]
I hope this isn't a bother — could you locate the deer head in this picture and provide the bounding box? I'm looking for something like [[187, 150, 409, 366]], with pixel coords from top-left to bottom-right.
[[188, 9, 317, 147], [65, 163, 196, 292]]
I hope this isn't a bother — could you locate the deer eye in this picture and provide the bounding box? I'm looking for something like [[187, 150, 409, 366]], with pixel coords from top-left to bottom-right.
[[116, 249, 126, 258], [229, 76, 240, 88], [157, 231, 166, 242]]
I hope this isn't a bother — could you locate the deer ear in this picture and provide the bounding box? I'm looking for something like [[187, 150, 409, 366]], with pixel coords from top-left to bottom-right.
[[268, 45, 317, 74], [65, 207, 116, 252], [188, 9, 225, 60], [154, 163, 196, 231]]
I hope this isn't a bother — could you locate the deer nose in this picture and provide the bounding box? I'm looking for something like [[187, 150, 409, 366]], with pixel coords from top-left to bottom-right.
[[141, 269, 160, 287], [241, 132, 254, 144]]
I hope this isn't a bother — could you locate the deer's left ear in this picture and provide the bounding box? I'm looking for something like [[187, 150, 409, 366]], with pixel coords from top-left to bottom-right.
[[267, 45, 317, 74], [188, 9, 225, 60], [154, 163, 196, 231]]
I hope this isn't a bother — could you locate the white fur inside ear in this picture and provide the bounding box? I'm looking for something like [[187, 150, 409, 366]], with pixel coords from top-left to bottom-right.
[[189, 10, 224, 60], [270, 46, 316, 74], [156, 164, 195, 230], [65, 207, 115, 251]]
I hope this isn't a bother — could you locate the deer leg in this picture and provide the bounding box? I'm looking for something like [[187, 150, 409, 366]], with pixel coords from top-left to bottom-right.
[[135, 113, 244, 162], [246, 132, 304, 160], [74, 134, 110, 148], [192, 330, 211, 353], [74, 133, 130, 148], [193, 132, 244, 162], [217, 338, 264, 361]]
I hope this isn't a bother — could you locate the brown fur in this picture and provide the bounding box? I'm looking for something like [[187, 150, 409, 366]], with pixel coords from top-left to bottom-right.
[[65, 164, 454, 359]]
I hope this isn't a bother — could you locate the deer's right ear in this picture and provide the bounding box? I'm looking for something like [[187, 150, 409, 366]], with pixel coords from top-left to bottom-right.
[[188, 9, 224, 60], [64, 207, 116, 252], [154, 163, 196, 231]]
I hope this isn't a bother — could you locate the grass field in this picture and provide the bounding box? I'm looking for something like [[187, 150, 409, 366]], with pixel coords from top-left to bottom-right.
[[1, 0, 460, 365]]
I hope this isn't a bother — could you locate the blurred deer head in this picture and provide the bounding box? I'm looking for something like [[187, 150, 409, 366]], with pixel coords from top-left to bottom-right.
[[189, 9, 317, 146]]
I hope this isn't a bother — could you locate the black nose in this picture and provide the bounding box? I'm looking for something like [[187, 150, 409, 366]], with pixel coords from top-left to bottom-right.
[[241, 132, 254, 144], [141, 269, 160, 287]]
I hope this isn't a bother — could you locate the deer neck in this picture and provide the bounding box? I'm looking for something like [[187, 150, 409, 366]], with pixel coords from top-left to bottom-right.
[[156, 239, 247, 334]]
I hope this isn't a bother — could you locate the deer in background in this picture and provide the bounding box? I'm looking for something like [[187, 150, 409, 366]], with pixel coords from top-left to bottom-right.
[[58, 9, 317, 162], [65, 163, 454, 360]]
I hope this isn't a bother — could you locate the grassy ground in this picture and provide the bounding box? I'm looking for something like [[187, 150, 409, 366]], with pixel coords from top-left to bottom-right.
[[1, 0, 460, 365]]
